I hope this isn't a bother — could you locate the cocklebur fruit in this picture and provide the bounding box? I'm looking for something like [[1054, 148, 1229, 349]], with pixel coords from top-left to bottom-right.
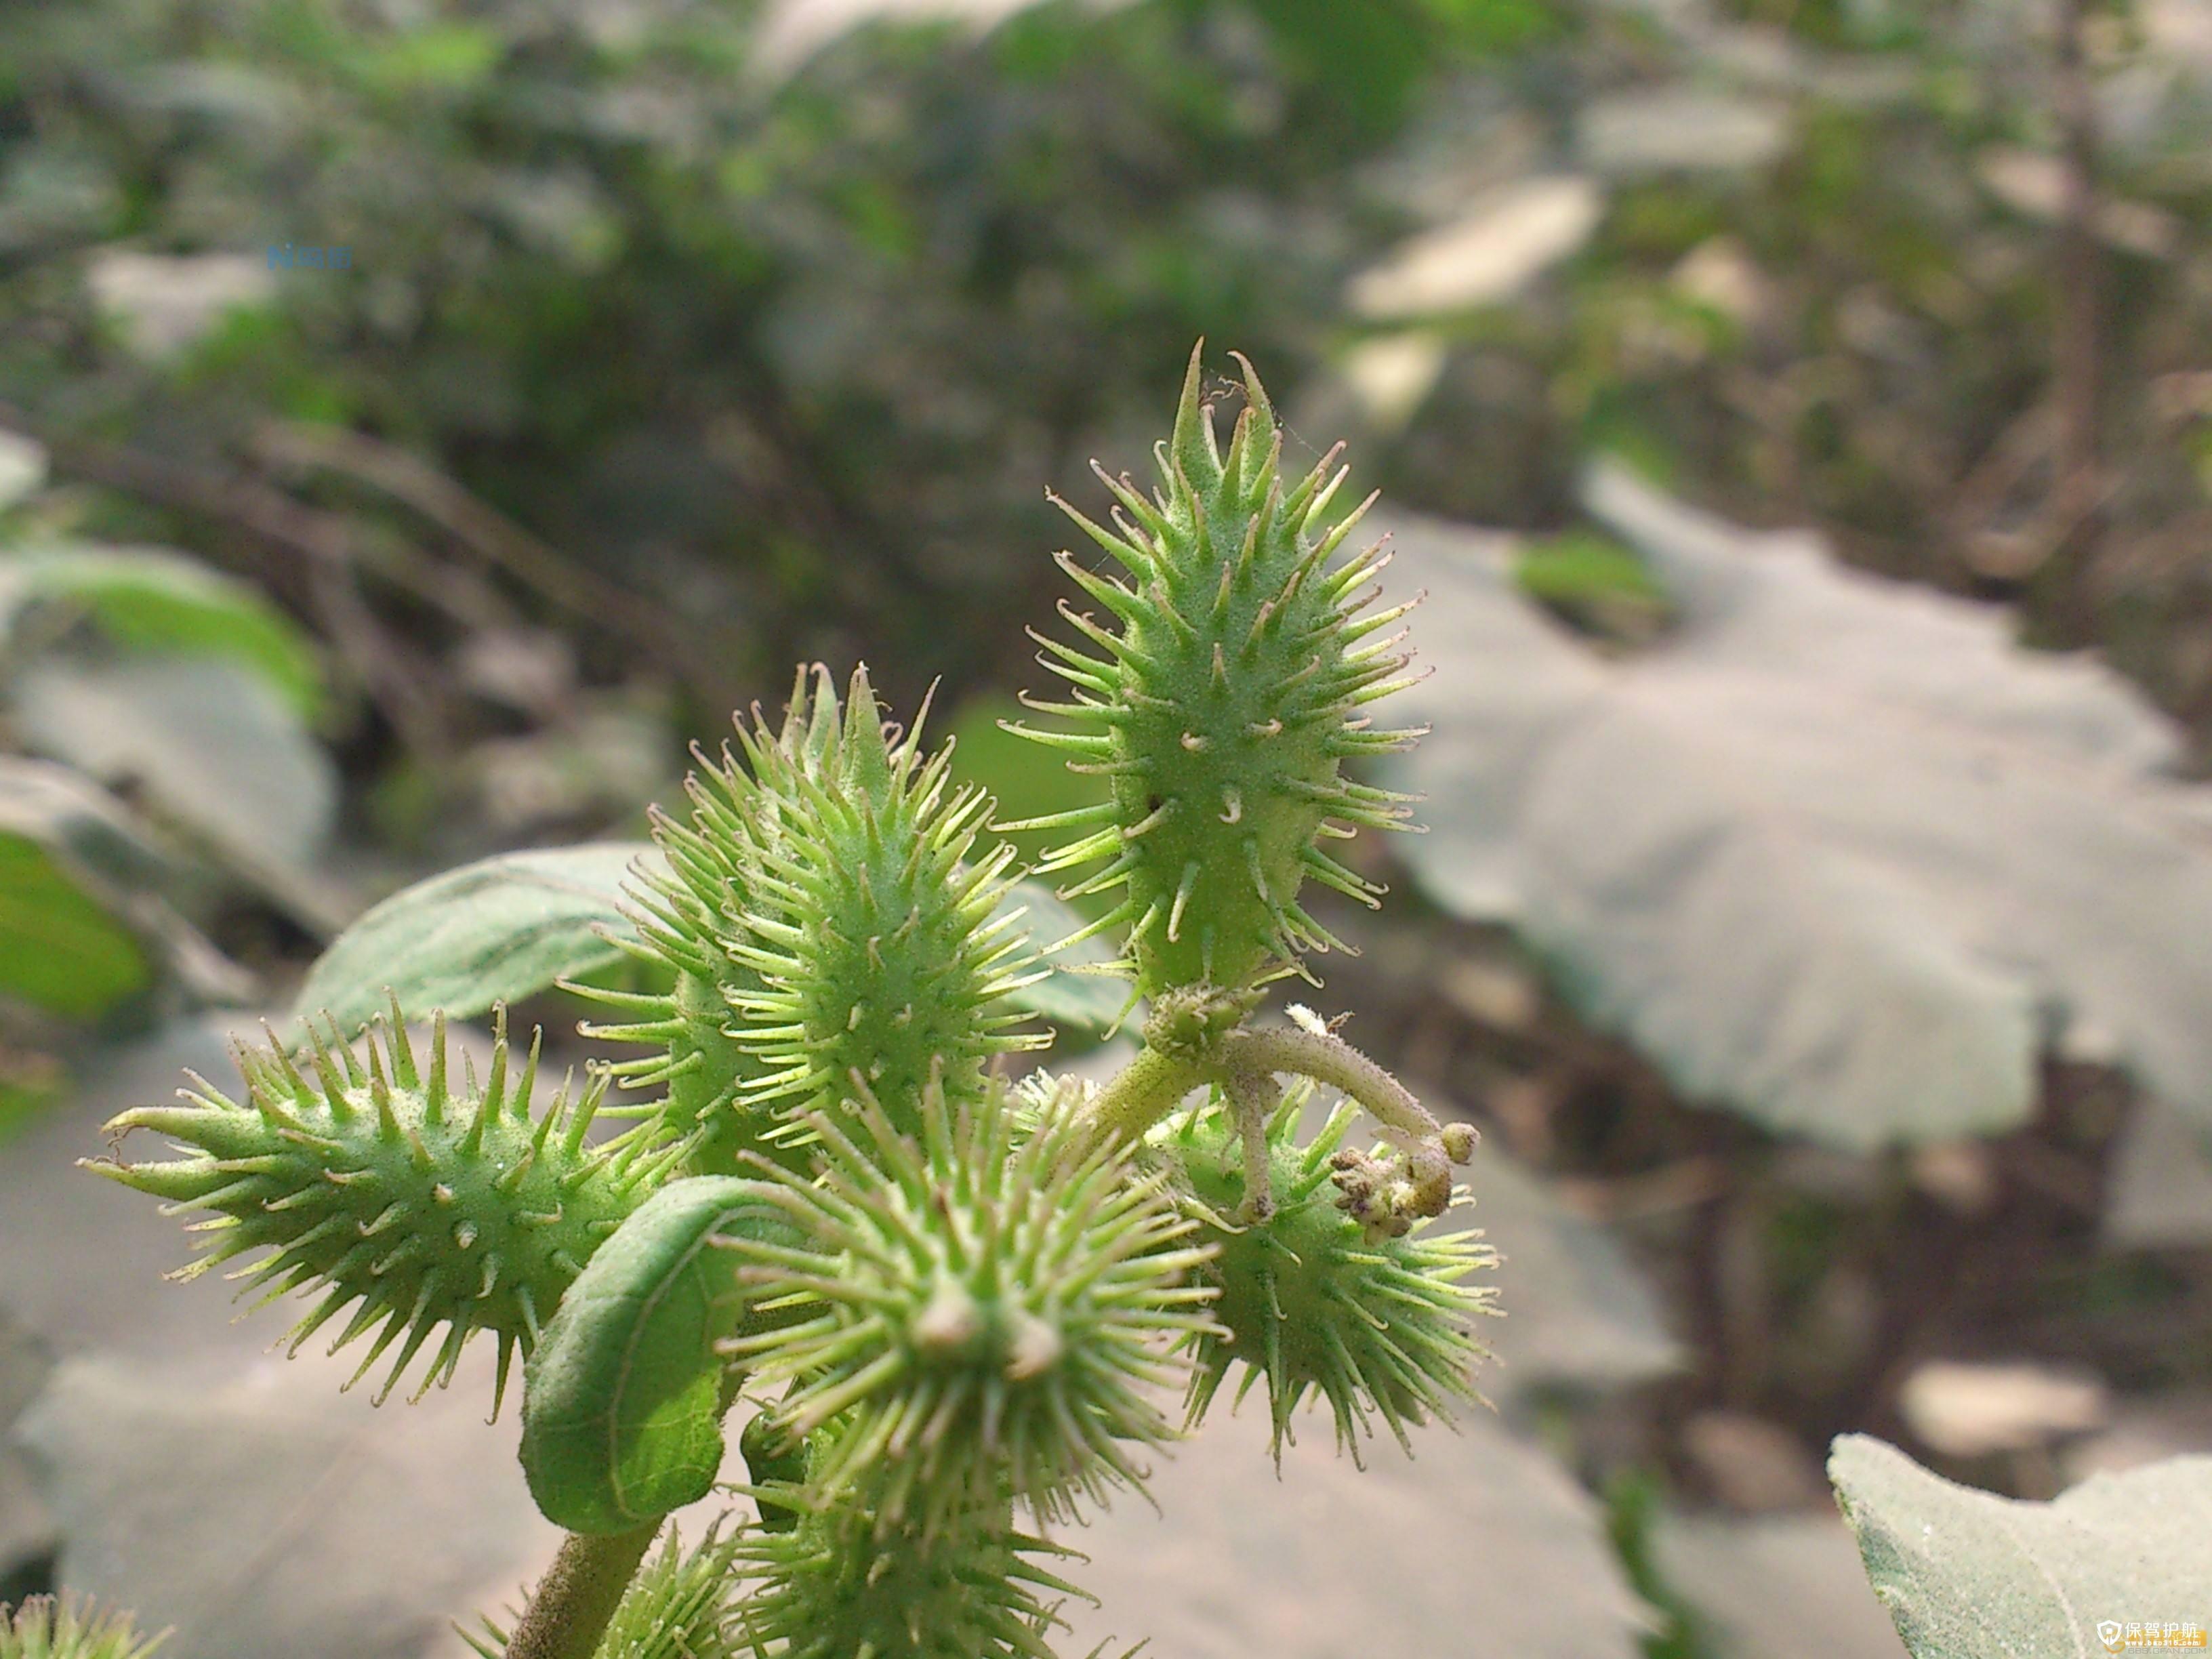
[[734, 1488, 1084, 1659], [722, 1074, 1216, 1536], [0, 1597, 165, 1659], [718, 664, 1046, 1140], [464, 1523, 745, 1659], [85, 1006, 672, 1409], [1160, 1084, 1498, 1461], [1008, 346, 1426, 996], [579, 665, 836, 1176]]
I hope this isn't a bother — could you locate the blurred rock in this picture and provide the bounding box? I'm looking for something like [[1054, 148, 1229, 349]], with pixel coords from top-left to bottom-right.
[[1898, 1360, 2110, 1459], [2104, 1099, 2212, 1249], [0, 432, 45, 514], [1908, 1140, 1999, 1214], [1438, 953, 1541, 1032], [1348, 176, 1604, 321], [455, 628, 577, 721], [0, 1306, 56, 1598], [1671, 237, 1771, 332], [1060, 1397, 1653, 1659], [18, 1349, 557, 1659], [84, 251, 274, 361], [2062, 1392, 2212, 1483], [1579, 89, 1789, 176], [1338, 332, 1450, 434], [1655, 1511, 1908, 1659], [1974, 148, 2179, 258], [1681, 1410, 1830, 1513]]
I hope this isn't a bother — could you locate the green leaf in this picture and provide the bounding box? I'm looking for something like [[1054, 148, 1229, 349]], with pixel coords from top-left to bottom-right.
[[0, 544, 323, 720], [519, 1177, 796, 1536], [0, 760, 161, 1020], [992, 880, 1129, 1036], [0, 834, 148, 1021], [1828, 1435, 2212, 1658], [293, 843, 655, 1032]]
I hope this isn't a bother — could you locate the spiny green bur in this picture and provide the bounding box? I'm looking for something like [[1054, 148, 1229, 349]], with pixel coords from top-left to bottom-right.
[[78, 347, 1504, 1659], [726, 1080, 1215, 1537], [580, 665, 841, 1176], [1011, 346, 1425, 995], [85, 1008, 668, 1407], [734, 1492, 1083, 1659], [1161, 1088, 1498, 1460], [0, 1596, 166, 1659], [720, 664, 1042, 1136], [587, 664, 1040, 1162]]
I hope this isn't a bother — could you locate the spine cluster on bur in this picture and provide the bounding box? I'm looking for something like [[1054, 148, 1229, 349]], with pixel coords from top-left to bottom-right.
[[83, 346, 1498, 1659], [92, 1004, 668, 1409], [0, 1597, 165, 1659], [1006, 348, 1425, 996], [723, 1076, 1215, 1536]]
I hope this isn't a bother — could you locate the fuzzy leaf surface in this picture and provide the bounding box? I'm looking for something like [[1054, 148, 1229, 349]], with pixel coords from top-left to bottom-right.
[[519, 1176, 794, 1535], [1828, 1435, 2212, 1658], [294, 844, 655, 1031], [1393, 466, 2212, 1149]]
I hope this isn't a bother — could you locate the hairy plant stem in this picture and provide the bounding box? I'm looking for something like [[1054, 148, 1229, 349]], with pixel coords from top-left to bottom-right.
[[1074, 1021, 1444, 1166], [1076, 1043, 1210, 1154], [504, 1523, 660, 1659]]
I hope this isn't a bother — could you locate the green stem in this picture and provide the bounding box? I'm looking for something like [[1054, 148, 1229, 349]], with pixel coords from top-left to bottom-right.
[[503, 1524, 659, 1659], [1071, 1043, 1208, 1155], [1073, 1020, 1440, 1154], [1218, 1025, 1440, 1146]]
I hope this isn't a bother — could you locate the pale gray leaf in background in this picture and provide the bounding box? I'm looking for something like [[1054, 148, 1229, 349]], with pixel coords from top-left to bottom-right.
[[1656, 1513, 1908, 1659], [14, 655, 335, 876], [1389, 467, 2212, 1149], [0, 541, 326, 720], [1830, 1436, 2212, 1658], [1059, 1394, 1654, 1659], [996, 880, 1131, 1037]]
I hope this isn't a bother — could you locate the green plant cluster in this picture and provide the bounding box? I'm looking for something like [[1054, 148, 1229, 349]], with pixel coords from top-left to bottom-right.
[[85, 353, 1496, 1658]]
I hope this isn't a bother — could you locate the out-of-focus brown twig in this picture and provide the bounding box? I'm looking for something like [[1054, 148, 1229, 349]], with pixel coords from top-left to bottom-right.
[[252, 422, 740, 714], [2047, 0, 2106, 627], [0, 398, 466, 758]]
